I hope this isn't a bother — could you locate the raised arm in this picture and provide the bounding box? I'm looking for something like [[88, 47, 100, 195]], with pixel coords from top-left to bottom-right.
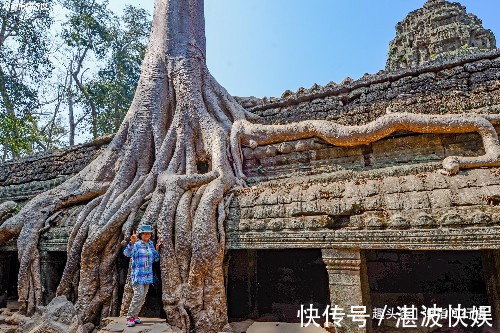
[[123, 230, 138, 257]]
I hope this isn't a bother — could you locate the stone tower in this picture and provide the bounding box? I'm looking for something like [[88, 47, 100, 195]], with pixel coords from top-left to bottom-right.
[[386, 0, 496, 71]]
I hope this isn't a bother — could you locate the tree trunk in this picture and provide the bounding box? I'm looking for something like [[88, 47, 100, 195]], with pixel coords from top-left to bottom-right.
[[0, 1, 499, 333], [0, 0, 247, 331], [68, 66, 75, 146]]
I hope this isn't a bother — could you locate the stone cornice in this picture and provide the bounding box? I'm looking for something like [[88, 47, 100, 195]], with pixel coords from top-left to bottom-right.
[[226, 227, 500, 250]]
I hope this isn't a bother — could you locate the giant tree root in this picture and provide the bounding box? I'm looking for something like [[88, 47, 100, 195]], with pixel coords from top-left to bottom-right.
[[3, 91, 500, 333], [1, 0, 500, 332], [0, 46, 247, 332], [3, 65, 500, 333], [5, 107, 500, 333], [231, 112, 500, 178]]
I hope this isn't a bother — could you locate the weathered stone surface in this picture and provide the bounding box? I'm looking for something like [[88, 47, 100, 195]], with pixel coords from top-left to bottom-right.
[[322, 248, 367, 333], [0, 202, 16, 222], [229, 166, 500, 226], [0, 137, 110, 202], [386, 0, 496, 71], [3, 312, 27, 326], [97, 317, 181, 333], [226, 164, 500, 250], [0, 325, 15, 333], [17, 296, 87, 333], [0, 309, 16, 333], [0, 2, 498, 333]]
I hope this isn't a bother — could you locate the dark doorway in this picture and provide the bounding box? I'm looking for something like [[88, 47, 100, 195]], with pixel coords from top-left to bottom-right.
[[0, 252, 19, 308], [139, 260, 165, 318], [227, 249, 330, 323], [40, 251, 67, 305], [366, 250, 491, 332], [6, 252, 18, 301]]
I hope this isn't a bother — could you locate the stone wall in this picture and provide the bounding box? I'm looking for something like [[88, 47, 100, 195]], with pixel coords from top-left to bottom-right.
[[227, 164, 500, 249], [0, 136, 112, 251], [0, 51, 499, 252], [250, 50, 500, 126], [0, 136, 111, 203], [223, 51, 500, 252]]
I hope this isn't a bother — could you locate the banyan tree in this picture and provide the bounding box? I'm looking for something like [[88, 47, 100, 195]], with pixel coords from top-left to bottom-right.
[[0, 0, 499, 332]]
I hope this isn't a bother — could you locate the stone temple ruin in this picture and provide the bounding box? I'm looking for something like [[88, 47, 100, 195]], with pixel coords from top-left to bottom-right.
[[0, 0, 499, 332], [386, 0, 496, 71]]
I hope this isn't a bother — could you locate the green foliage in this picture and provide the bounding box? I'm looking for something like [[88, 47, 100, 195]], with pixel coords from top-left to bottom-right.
[[388, 44, 397, 57], [0, 108, 40, 158], [0, 0, 57, 160], [60, 0, 150, 138], [86, 6, 151, 136], [61, 0, 113, 58], [430, 42, 478, 64], [0, 0, 150, 159], [58, 0, 116, 140]]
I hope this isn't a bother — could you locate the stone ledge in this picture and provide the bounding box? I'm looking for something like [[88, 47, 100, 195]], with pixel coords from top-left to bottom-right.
[[226, 227, 500, 250]]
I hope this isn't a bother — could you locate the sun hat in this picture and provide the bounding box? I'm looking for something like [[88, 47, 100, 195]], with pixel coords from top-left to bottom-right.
[[137, 225, 153, 234]]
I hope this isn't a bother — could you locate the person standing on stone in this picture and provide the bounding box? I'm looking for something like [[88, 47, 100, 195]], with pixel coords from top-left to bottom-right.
[[123, 224, 162, 327]]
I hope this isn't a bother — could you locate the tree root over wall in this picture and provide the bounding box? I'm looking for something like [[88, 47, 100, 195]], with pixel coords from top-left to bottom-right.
[[0, 0, 499, 332]]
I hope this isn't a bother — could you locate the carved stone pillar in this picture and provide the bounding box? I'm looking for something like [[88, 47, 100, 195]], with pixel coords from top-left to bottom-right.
[[482, 250, 500, 331], [322, 248, 370, 333]]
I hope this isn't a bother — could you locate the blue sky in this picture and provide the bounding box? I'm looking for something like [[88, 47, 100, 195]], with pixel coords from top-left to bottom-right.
[[109, 0, 500, 98]]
